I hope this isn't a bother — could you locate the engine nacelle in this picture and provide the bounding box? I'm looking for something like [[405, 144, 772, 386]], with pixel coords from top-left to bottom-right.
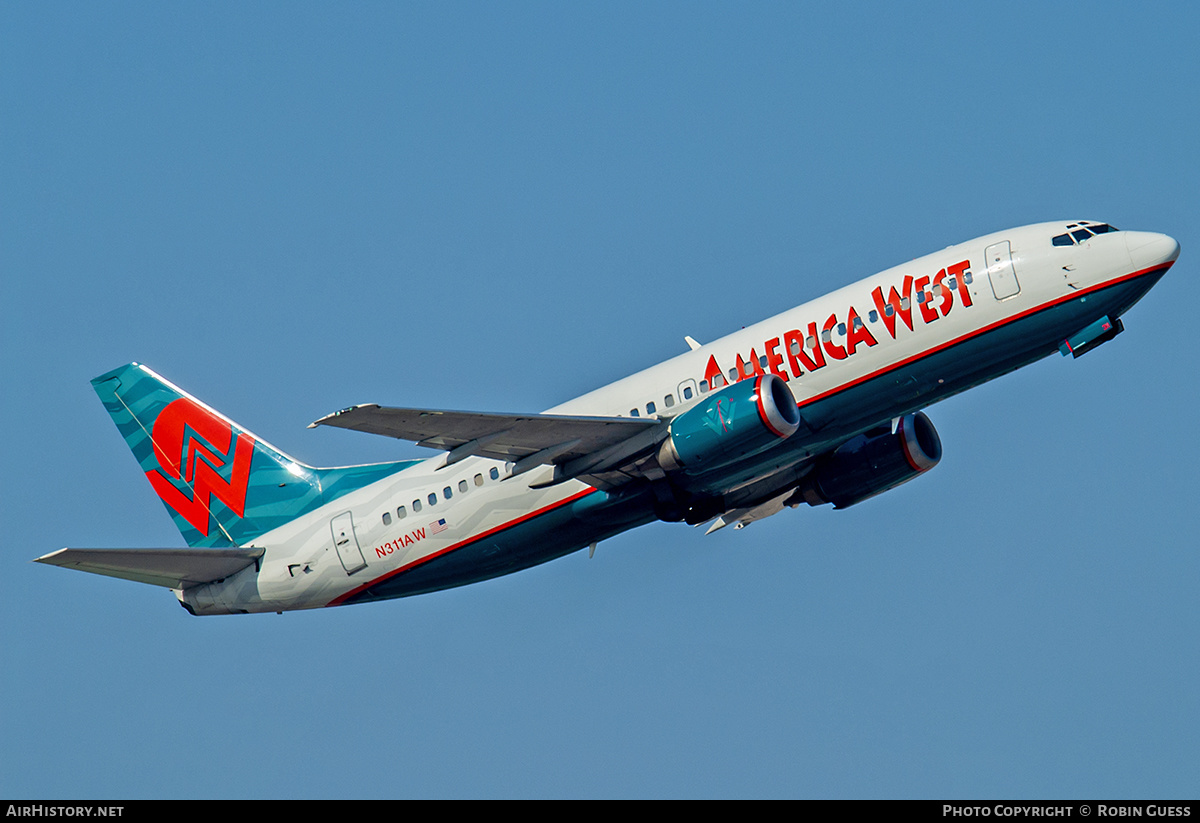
[[794, 412, 942, 509], [658, 374, 801, 474]]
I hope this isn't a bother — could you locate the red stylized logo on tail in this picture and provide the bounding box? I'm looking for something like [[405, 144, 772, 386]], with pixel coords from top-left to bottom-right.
[[145, 398, 255, 535]]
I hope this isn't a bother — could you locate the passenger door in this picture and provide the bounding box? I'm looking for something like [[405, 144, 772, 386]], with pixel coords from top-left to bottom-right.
[[985, 240, 1020, 300], [331, 512, 367, 574]]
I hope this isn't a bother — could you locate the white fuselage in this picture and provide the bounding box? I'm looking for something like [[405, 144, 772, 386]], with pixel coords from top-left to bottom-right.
[[183, 222, 1178, 614]]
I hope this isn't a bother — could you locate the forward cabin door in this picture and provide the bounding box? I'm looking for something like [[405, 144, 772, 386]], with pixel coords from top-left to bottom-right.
[[985, 240, 1020, 300], [331, 512, 367, 574]]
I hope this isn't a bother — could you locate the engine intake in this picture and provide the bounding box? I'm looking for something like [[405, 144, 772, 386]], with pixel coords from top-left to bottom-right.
[[659, 374, 801, 474], [793, 412, 942, 509]]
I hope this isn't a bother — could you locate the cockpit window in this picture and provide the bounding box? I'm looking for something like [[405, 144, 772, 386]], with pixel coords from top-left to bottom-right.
[[1054, 223, 1120, 246]]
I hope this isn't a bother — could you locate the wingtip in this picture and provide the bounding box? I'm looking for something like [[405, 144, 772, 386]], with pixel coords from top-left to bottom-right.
[[309, 404, 376, 429], [33, 548, 69, 565]]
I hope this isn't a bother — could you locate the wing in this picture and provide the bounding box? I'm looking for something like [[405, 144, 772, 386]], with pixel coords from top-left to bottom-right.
[[35, 547, 265, 589], [310, 405, 667, 488]]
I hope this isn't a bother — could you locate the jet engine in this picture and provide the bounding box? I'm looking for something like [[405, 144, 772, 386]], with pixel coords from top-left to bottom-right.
[[792, 412, 942, 509], [658, 374, 801, 474]]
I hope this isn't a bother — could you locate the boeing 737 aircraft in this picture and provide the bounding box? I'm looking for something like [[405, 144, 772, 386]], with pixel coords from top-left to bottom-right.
[[37, 221, 1179, 615]]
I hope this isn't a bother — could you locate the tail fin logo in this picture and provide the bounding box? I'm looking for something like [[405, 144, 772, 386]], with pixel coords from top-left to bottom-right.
[[144, 397, 256, 536]]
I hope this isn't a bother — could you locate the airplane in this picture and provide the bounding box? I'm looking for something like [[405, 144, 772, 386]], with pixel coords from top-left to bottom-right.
[[36, 221, 1180, 615]]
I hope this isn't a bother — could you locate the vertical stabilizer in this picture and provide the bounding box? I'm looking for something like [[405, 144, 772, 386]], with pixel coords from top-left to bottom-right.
[[92, 363, 414, 548]]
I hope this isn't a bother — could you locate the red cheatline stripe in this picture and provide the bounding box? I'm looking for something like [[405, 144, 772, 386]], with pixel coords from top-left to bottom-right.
[[327, 261, 1172, 607], [327, 486, 598, 606], [797, 262, 1171, 410]]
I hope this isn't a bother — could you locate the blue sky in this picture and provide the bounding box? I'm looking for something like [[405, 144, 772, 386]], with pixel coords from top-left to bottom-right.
[[3, 2, 1198, 798]]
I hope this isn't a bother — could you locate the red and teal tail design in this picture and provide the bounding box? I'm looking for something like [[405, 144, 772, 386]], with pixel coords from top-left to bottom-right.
[[92, 363, 416, 548]]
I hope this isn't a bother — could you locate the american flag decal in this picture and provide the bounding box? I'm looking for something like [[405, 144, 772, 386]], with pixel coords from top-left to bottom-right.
[[429, 518, 448, 535]]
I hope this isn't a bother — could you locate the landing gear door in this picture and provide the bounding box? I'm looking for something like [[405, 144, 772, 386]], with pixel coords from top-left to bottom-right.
[[985, 240, 1020, 300], [331, 512, 367, 574]]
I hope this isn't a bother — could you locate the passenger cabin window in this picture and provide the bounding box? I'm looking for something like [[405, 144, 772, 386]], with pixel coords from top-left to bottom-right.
[[397, 505, 407, 519], [682, 386, 693, 400], [459, 479, 468, 493], [382, 512, 392, 526], [428, 493, 437, 506], [664, 394, 674, 408], [474, 473, 484, 487], [443, 486, 452, 500], [413, 499, 422, 513], [699, 380, 709, 393], [646, 401, 656, 415], [489, 467, 500, 480]]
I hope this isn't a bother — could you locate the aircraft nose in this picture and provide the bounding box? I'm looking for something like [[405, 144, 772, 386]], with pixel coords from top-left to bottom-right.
[[1125, 231, 1181, 271]]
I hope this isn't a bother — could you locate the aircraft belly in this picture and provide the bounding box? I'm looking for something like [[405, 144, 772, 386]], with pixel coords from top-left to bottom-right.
[[324, 263, 1168, 602], [340, 488, 657, 604]]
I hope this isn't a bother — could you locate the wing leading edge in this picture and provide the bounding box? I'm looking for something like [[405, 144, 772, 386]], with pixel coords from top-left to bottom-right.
[[35, 547, 265, 589], [310, 405, 666, 488]]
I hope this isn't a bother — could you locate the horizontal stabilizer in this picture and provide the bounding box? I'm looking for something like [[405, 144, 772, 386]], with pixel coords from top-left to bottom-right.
[[310, 405, 661, 466], [34, 547, 265, 589]]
